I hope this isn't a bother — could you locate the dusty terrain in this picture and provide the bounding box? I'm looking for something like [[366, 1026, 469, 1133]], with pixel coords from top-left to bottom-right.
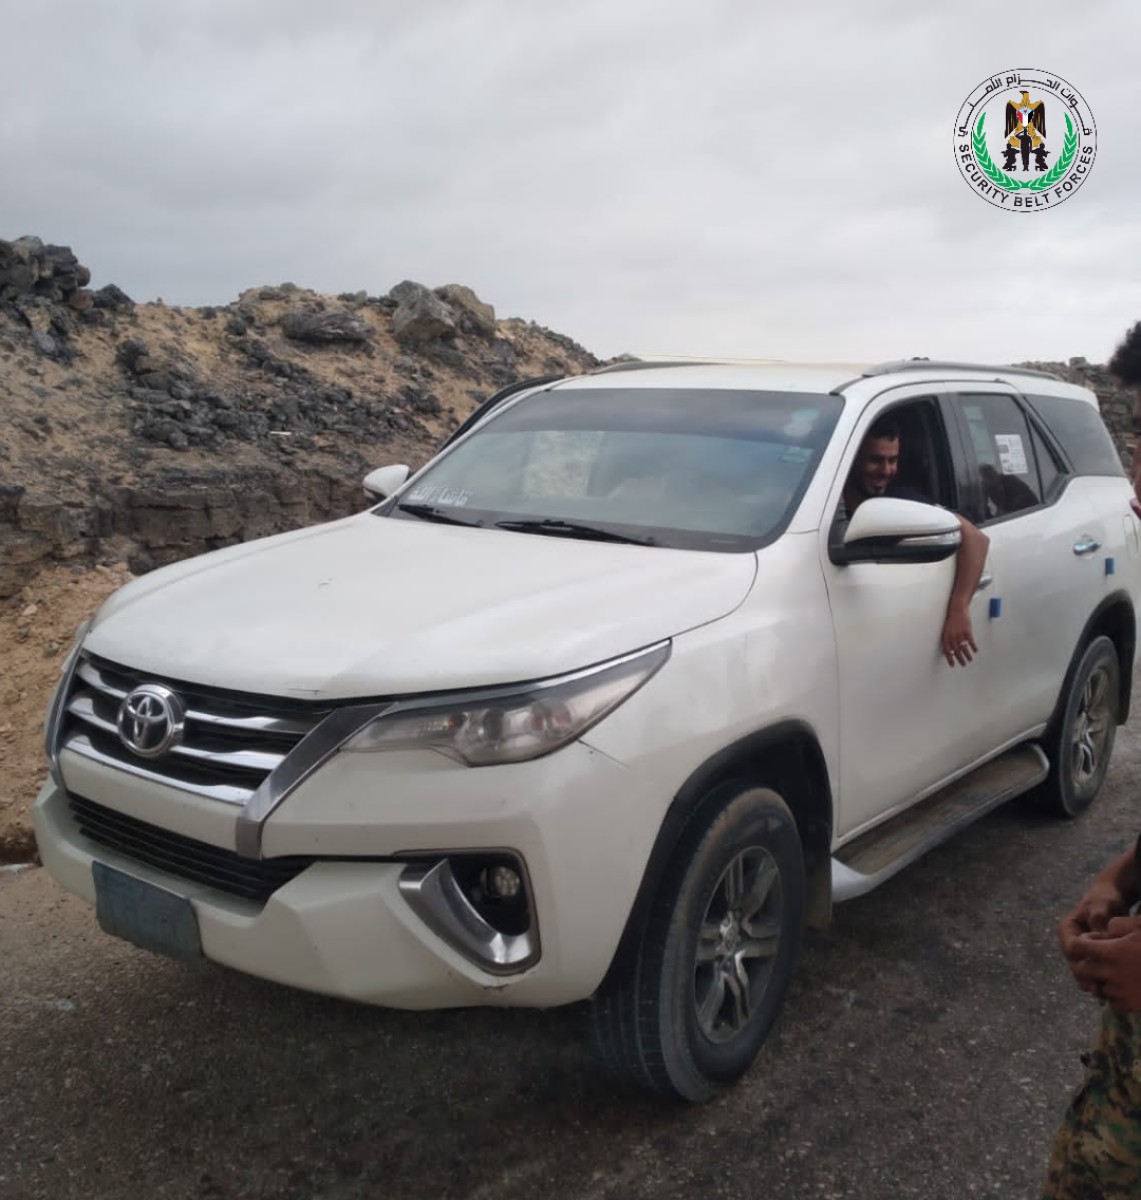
[[7, 706, 1141, 1197], [0, 564, 128, 860]]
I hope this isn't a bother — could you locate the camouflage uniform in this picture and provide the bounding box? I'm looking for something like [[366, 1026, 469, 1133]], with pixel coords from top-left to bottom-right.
[[1043, 1006, 1141, 1196]]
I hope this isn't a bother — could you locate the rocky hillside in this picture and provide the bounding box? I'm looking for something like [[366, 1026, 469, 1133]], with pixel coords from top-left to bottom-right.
[[0, 235, 599, 598]]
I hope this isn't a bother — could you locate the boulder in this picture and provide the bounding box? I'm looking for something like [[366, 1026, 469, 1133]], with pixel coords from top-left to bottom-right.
[[280, 307, 370, 344], [390, 283, 457, 343], [435, 284, 496, 338]]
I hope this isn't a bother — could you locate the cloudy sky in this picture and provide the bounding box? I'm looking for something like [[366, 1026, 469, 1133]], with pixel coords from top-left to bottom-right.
[[3, 0, 1137, 364]]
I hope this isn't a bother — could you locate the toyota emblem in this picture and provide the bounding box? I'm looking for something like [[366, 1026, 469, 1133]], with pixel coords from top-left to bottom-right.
[[116, 684, 186, 759]]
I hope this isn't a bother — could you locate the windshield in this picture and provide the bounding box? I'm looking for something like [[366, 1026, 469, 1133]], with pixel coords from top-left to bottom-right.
[[383, 385, 844, 551]]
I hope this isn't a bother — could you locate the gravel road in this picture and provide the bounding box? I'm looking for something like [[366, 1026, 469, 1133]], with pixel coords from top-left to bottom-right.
[[5, 702, 1141, 1200]]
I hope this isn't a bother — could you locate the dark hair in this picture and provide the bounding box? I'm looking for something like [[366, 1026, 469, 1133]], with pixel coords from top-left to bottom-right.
[[1108, 322, 1141, 386], [867, 415, 902, 443]]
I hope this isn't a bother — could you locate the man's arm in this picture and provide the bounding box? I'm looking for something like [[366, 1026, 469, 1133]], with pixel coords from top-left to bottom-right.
[[940, 517, 990, 667]]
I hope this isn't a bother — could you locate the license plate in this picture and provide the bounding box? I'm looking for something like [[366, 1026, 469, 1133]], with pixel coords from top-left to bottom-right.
[[93, 862, 203, 962]]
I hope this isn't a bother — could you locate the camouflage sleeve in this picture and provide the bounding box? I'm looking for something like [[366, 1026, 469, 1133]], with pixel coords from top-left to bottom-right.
[[1042, 1007, 1141, 1198]]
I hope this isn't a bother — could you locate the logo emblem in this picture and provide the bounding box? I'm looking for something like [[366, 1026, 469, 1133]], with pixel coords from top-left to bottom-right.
[[954, 69, 1096, 211], [117, 684, 186, 759]]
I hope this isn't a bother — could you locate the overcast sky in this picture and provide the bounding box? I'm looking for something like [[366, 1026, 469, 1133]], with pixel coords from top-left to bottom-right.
[[3, 0, 1137, 364]]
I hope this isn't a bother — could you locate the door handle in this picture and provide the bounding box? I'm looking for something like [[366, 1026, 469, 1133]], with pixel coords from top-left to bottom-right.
[[975, 572, 993, 592], [1072, 537, 1101, 556]]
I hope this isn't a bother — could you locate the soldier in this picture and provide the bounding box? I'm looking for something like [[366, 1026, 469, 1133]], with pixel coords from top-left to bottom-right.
[[1038, 325, 1141, 1196], [1108, 321, 1141, 503], [1041, 840, 1141, 1197]]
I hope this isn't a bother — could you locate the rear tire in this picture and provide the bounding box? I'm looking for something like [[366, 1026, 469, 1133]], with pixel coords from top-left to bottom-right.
[[1034, 635, 1120, 818], [589, 784, 805, 1101]]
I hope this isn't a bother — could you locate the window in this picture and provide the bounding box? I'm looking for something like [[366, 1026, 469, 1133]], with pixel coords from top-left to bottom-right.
[[1029, 420, 1064, 499], [1023, 393, 1125, 478], [958, 394, 1043, 520], [388, 387, 845, 552]]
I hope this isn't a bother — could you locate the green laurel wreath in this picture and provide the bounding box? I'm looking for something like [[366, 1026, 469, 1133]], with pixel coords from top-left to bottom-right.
[[972, 112, 1077, 191]]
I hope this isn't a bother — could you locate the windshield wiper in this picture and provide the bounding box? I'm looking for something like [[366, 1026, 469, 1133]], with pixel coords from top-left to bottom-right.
[[493, 518, 655, 546], [395, 503, 484, 527]]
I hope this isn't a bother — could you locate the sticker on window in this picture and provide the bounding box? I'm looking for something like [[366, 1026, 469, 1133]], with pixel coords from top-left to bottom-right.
[[407, 485, 472, 507], [994, 433, 1029, 475]]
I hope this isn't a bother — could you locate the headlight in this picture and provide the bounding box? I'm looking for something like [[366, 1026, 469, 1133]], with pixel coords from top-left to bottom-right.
[[343, 641, 670, 766]]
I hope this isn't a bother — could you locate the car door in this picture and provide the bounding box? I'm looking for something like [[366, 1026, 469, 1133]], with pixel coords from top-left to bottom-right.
[[948, 387, 1122, 738], [823, 387, 1002, 838]]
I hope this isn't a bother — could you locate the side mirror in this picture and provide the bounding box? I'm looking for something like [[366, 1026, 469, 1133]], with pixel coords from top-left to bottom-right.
[[831, 497, 961, 565], [363, 464, 411, 502]]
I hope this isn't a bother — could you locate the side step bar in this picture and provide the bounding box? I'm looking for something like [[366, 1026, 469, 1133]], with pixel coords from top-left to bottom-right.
[[831, 743, 1049, 901]]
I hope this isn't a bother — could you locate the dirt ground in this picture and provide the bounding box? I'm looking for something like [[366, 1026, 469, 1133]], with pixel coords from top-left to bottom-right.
[[0, 563, 129, 861], [7, 711, 1140, 1199]]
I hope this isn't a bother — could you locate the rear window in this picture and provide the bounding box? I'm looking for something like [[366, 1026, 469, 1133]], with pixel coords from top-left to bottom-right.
[[1023, 393, 1125, 477]]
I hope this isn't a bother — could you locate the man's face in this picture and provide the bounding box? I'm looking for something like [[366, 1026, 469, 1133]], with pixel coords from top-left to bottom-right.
[[853, 435, 899, 497]]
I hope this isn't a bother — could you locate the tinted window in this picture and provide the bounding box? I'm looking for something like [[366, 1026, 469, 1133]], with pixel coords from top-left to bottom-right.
[[1030, 420, 1064, 498], [1023, 393, 1125, 477], [958, 394, 1042, 520], [387, 387, 844, 552]]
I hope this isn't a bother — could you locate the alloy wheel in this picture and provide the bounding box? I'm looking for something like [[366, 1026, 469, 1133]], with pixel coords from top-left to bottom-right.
[[693, 846, 783, 1043]]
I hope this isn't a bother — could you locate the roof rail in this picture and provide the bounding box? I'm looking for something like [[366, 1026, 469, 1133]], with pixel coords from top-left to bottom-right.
[[593, 354, 787, 375], [862, 358, 1061, 381]]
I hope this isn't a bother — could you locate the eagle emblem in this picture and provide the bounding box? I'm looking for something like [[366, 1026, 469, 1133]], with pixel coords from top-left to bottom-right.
[[1002, 91, 1049, 173]]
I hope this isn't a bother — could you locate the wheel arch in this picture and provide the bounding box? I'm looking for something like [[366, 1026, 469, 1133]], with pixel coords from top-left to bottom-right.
[[596, 721, 834, 993], [1048, 592, 1136, 734]]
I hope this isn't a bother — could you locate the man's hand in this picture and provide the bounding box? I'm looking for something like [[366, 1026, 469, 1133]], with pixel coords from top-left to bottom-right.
[[1067, 917, 1141, 1012], [1069, 874, 1134, 933], [1058, 860, 1138, 997], [942, 517, 988, 668], [941, 602, 978, 667]]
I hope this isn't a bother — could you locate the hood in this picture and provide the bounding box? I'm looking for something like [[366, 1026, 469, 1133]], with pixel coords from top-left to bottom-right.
[[85, 513, 757, 698]]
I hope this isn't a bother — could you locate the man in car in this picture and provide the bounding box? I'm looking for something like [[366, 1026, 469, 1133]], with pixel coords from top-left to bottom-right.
[[1043, 840, 1141, 1197], [1108, 321, 1141, 503], [842, 416, 990, 668]]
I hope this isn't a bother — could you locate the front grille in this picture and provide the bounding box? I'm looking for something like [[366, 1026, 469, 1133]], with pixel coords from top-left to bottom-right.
[[58, 655, 331, 806], [70, 794, 314, 902]]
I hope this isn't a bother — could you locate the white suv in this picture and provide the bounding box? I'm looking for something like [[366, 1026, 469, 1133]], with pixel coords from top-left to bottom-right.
[[34, 359, 1140, 1100]]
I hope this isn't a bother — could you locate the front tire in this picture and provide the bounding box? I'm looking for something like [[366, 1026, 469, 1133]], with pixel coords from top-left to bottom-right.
[[1035, 635, 1120, 818], [589, 784, 805, 1101]]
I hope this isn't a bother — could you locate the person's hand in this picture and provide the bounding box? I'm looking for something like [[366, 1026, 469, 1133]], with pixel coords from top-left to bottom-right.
[[1059, 879, 1132, 983], [1067, 918, 1141, 1012], [941, 603, 978, 667], [1064, 877, 1133, 939]]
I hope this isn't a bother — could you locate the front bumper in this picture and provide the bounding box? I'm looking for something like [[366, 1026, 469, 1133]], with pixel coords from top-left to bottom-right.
[[33, 734, 656, 1009]]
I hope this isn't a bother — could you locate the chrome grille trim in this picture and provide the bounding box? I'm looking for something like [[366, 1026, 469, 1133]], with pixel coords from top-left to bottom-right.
[[65, 694, 287, 774], [56, 655, 329, 811], [63, 734, 256, 805], [75, 660, 314, 737], [236, 702, 393, 857]]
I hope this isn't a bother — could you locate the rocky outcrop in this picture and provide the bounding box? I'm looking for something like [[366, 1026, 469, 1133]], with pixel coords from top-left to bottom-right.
[[0, 236, 599, 598], [0, 236, 92, 304], [280, 307, 371, 344], [435, 284, 497, 338], [389, 281, 459, 344]]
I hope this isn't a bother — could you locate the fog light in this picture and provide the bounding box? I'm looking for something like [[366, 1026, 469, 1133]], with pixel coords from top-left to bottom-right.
[[484, 864, 522, 899]]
